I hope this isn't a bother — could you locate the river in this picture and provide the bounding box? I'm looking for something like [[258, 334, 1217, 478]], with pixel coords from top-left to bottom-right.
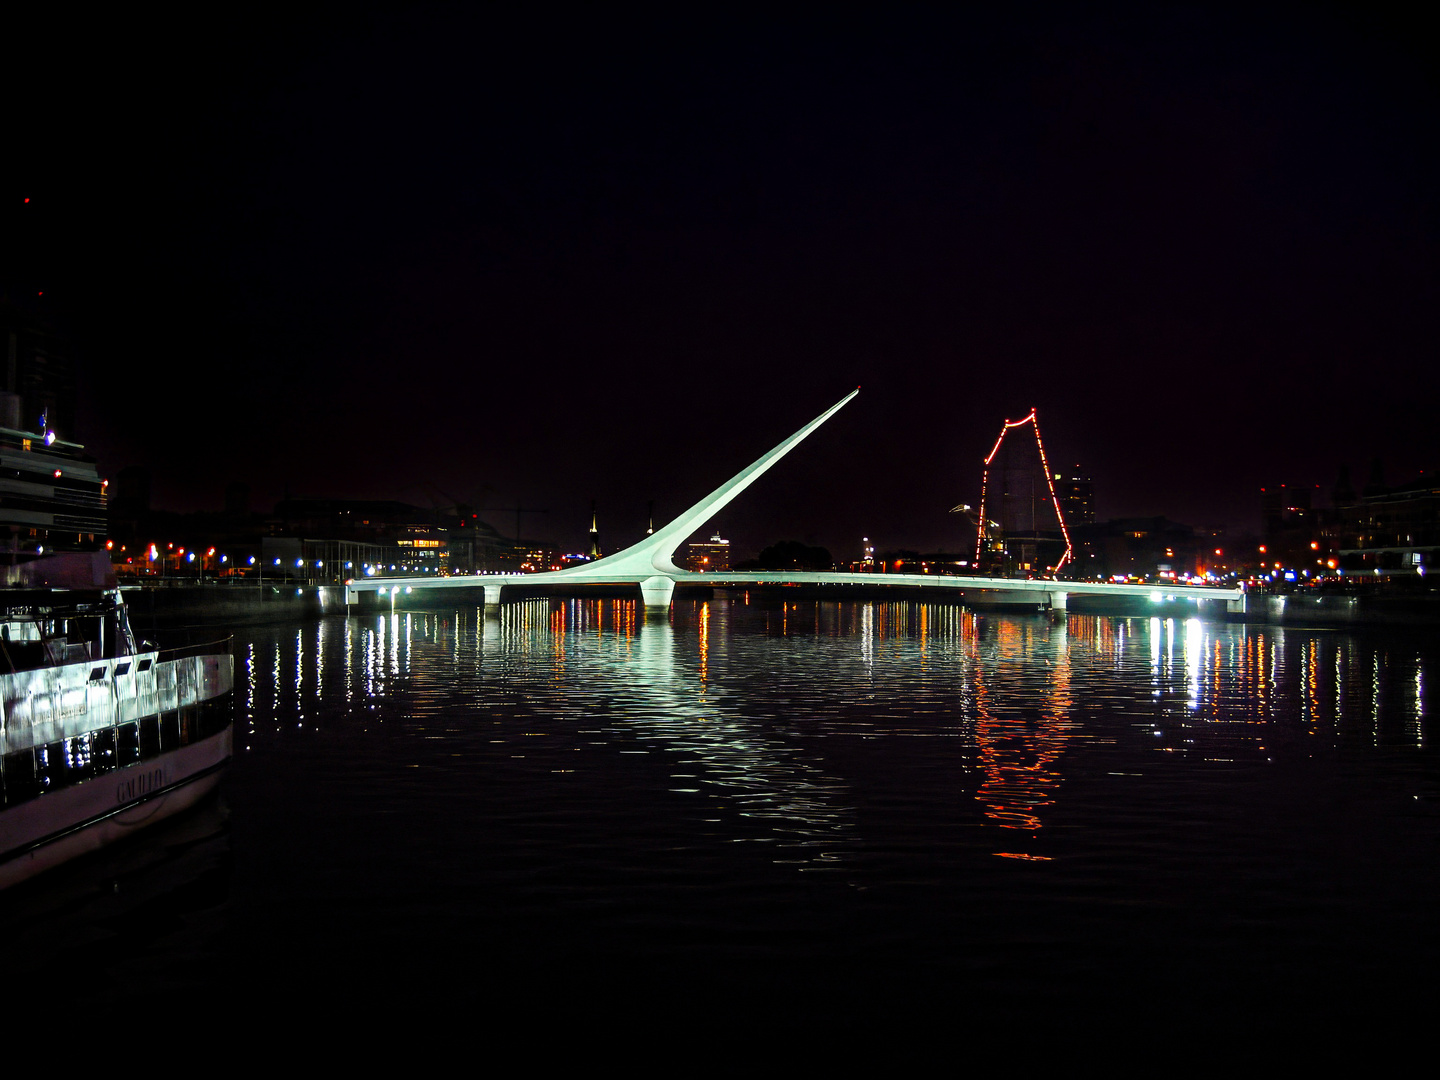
[[7, 596, 1435, 1052]]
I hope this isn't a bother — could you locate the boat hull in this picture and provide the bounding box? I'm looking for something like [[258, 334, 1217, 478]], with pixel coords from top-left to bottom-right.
[[0, 724, 232, 889]]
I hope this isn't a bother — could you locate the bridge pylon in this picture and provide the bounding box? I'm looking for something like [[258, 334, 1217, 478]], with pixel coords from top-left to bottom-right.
[[345, 389, 860, 610], [565, 388, 859, 600]]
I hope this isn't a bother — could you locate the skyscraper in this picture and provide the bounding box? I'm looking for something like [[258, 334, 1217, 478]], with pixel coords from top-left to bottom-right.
[[1053, 471, 1095, 527]]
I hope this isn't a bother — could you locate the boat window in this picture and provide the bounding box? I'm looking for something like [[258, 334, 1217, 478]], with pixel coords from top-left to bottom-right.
[[160, 712, 180, 751], [138, 716, 161, 759], [1, 749, 40, 804], [198, 696, 233, 739], [116, 722, 140, 767], [88, 666, 107, 682]]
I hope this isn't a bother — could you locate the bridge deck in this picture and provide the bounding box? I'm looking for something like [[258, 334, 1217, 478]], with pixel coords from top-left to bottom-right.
[[346, 570, 1242, 604]]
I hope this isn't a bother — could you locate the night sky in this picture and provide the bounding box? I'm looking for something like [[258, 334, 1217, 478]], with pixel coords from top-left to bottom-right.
[[5, 6, 1436, 560]]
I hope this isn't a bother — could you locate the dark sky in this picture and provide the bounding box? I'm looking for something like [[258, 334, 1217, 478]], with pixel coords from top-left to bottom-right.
[[5, 5, 1436, 559]]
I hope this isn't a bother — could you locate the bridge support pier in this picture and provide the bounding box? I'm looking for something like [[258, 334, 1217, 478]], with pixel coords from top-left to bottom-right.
[[1049, 590, 1068, 613], [640, 575, 675, 610], [483, 584, 503, 608], [1227, 594, 1247, 615]]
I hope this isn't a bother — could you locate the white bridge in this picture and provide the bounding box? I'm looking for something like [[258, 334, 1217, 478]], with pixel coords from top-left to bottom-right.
[[345, 389, 1244, 613]]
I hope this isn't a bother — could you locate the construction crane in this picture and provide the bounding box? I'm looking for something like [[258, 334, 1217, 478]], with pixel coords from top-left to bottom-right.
[[972, 409, 1073, 576]]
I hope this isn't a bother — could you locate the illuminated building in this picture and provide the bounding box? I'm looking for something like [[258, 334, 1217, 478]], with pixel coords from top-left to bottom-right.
[[519, 547, 578, 573], [1070, 517, 1208, 581], [1053, 472, 1095, 526], [253, 498, 511, 580], [1332, 471, 1438, 576], [685, 533, 730, 572], [0, 422, 105, 558], [0, 298, 101, 559]]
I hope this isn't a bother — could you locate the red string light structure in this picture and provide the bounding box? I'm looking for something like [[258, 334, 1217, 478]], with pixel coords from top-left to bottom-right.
[[974, 409, 1074, 577]]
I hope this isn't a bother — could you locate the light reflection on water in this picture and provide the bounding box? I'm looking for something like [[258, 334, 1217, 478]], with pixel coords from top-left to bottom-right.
[[14, 596, 1438, 1032], [237, 598, 1433, 871]]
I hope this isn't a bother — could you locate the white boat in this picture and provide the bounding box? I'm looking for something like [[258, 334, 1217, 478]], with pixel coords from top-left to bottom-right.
[[0, 553, 233, 888], [0, 417, 233, 888]]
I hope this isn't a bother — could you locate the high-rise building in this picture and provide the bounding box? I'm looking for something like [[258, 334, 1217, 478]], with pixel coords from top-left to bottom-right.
[[685, 533, 730, 572], [2, 295, 76, 440], [0, 297, 100, 560], [1053, 471, 1095, 527]]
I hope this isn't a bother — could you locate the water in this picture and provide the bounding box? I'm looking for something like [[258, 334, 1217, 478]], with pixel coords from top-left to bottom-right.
[[7, 597, 1436, 1047]]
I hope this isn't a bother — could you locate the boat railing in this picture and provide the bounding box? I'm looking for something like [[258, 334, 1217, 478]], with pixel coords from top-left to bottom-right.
[[153, 635, 234, 663]]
